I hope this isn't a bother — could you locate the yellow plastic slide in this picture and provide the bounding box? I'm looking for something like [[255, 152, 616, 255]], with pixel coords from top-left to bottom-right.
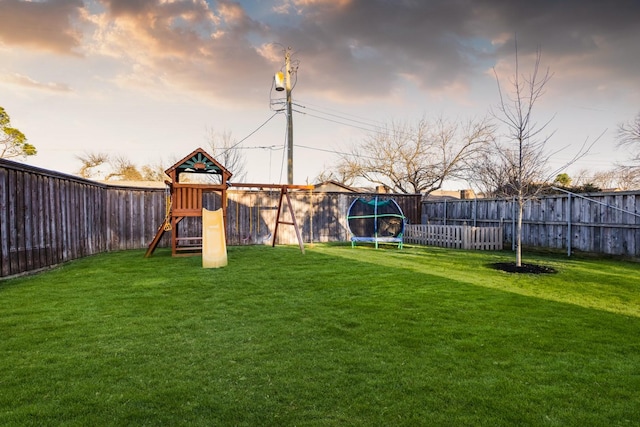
[[202, 208, 228, 268]]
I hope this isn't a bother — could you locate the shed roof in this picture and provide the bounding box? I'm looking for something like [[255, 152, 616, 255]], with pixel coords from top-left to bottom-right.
[[313, 180, 358, 192]]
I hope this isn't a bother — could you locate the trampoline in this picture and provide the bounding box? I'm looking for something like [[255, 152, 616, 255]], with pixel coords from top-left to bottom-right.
[[347, 196, 405, 249]]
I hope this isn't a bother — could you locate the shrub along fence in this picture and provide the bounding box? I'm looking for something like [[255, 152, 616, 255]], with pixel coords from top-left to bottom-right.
[[0, 159, 421, 278], [422, 191, 640, 257]]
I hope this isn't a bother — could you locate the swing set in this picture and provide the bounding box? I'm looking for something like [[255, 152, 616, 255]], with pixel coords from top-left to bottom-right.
[[144, 148, 312, 257]]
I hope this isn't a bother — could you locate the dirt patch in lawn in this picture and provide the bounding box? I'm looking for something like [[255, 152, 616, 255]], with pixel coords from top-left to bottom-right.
[[491, 262, 557, 274]]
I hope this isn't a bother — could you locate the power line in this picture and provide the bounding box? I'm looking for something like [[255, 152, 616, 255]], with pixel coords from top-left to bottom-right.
[[216, 112, 280, 157], [293, 144, 378, 161], [292, 101, 421, 141], [296, 99, 387, 127], [294, 144, 348, 156], [293, 109, 385, 135], [293, 108, 422, 142], [235, 145, 283, 151], [294, 103, 385, 130]]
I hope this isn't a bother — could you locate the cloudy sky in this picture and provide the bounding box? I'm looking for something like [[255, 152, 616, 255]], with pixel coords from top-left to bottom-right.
[[1, 0, 639, 186]]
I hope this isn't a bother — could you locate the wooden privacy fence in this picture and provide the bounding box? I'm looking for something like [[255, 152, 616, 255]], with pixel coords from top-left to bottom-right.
[[422, 191, 640, 257], [7, 157, 638, 279], [0, 159, 421, 278], [0, 159, 168, 278], [405, 225, 503, 250], [175, 190, 420, 247]]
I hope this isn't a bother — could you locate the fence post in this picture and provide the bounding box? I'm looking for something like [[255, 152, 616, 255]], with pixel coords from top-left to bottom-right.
[[567, 193, 572, 257], [444, 199, 447, 226], [473, 196, 477, 227], [462, 225, 467, 249], [309, 190, 314, 244], [465, 225, 471, 250]]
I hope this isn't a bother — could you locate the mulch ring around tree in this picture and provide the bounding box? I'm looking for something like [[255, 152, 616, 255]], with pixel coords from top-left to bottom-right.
[[490, 262, 557, 274]]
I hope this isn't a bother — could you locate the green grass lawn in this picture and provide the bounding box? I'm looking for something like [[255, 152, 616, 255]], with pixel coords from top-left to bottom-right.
[[1, 244, 639, 426]]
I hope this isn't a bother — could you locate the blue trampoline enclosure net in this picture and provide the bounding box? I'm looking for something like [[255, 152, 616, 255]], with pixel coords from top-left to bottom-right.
[[347, 197, 405, 247]]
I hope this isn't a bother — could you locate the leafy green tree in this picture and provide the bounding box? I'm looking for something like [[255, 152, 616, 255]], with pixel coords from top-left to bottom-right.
[[553, 173, 572, 186], [1, 106, 36, 159]]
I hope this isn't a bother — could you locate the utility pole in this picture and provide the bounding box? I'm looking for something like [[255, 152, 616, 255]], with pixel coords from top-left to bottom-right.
[[273, 46, 295, 184], [284, 47, 294, 185]]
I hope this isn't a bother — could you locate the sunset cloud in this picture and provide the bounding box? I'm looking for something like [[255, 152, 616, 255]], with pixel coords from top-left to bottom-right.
[[3, 0, 639, 104], [0, 0, 86, 55], [2, 0, 638, 182], [3, 73, 73, 93]]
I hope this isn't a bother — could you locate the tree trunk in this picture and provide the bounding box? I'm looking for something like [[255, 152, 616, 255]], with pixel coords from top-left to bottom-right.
[[516, 197, 523, 267]]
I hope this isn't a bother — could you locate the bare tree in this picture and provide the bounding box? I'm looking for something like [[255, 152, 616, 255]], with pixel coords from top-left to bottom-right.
[[587, 166, 640, 190], [612, 165, 640, 190], [105, 155, 143, 181], [77, 151, 168, 182], [141, 162, 168, 181], [617, 112, 640, 164], [205, 128, 246, 182], [314, 164, 358, 186], [571, 168, 607, 188], [1, 106, 36, 159], [333, 116, 494, 194], [76, 152, 109, 179], [482, 45, 593, 267], [471, 138, 551, 198]]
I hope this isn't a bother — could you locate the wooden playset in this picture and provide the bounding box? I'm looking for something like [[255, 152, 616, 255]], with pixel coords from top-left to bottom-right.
[[145, 148, 312, 257]]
